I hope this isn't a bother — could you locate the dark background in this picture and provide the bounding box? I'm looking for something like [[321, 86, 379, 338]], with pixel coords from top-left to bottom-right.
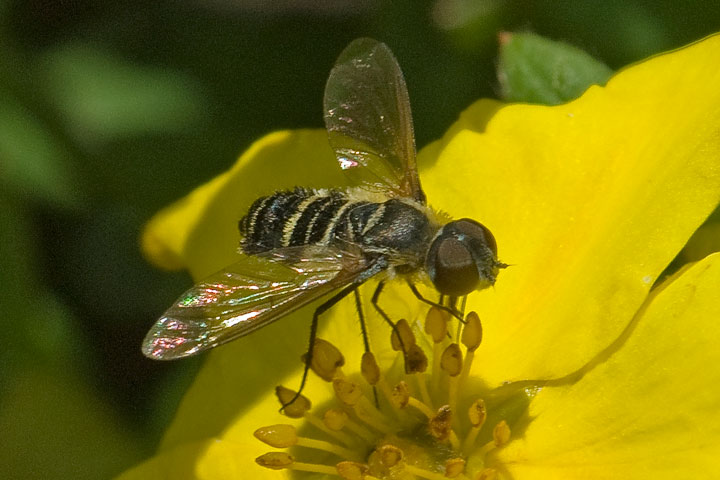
[[2, 1, 719, 477]]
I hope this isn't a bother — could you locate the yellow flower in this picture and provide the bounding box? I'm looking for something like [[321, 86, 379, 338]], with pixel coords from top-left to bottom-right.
[[122, 34, 720, 479]]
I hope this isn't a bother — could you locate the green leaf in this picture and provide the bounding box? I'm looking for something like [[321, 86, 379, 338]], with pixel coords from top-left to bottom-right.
[[38, 43, 207, 146], [0, 92, 79, 207], [498, 32, 613, 105]]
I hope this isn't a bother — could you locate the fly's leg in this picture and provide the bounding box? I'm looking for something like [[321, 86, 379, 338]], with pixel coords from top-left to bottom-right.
[[371, 281, 407, 355], [282, 283, 358, 411], [407, 282, 465, 322], [354, 289, 379, 406]]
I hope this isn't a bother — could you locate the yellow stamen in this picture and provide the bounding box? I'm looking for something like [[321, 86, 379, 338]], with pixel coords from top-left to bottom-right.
[[416, 370, 433, 408], [275, 386, 311, 418], [254, 423, 359, 460], [425, 306, 449, 343], [253, 424, 297, 448], [255, 452, 294, 470], [361, 351, 380, 385], [441, 343, 463, 377], [444, 457, 466, 478], [405, 343, 429, 373], [391, 319, 416, 352], [302, 410, 355, 447], [304, 338, 345, 381], [441, 343, 463, 417], [377, 444, 403, 468], [336, 461, 369, 480], [333, 378, 363, 406], [296, 436, 360, 460], [391, 381, 410, 408], [429, 405, 460, 450], [461, 312, 482, 351], [405, 464, 455, 480], [476, 468, 498, 480], [354, 396, 394, 434], [458, 313, 482, 388], [493, 420, 511, 447], [462, 399, 487, 455], [340, 413, 376, 443], [476, 420, 512, 457], [407, 396, 436, 419], [255, 453, 340, 475]]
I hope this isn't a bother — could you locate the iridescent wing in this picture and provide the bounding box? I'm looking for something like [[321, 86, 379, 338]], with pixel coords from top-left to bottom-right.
[[142, 246, 371, 360], [324, 38, 425, 203]]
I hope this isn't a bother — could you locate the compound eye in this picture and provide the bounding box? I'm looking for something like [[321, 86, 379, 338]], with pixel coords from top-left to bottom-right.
[[455, 219, 497, 257], [431, 237, 479, 297]]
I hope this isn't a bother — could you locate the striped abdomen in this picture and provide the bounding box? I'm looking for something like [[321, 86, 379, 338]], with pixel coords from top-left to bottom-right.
[[239, 188, 378, 254]]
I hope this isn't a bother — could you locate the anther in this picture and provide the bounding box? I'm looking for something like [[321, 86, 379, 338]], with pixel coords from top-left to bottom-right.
[[468, 399, 487, 428], [324, 408, 348, 431], [493, 420, 511, 447], [275, 386, 311, 418], [429, 405, 453, 441], [255, 452, 337, 475], [255, 452, 294, 470], [254, 423, 359, 460], [254, 424, 297, 448], [477, 420, 512, 457], [377, 444, 403, 468], [476, 468, 498, 480], [444, 457, 466, 478], [440, 343, 463, 377], [298, 409, 354, 447], [427, 307, 449, 397], [425, 306, 449, 343], [303, 338, 345, 381], [461, 312, 482, 351], [391, 381, 410, 408], [463, 399, 487, 455], [361, 351, 380, 386], [459, 312, 481, 388], [336, 461, 369, 480], [391, 319, 416, 351], [432, 405, 461, 450], [333, 378, 363, 406], [404, 344, 428, 373]]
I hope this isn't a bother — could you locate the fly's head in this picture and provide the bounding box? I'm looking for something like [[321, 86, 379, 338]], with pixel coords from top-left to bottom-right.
[[425, 219, 505, 297]]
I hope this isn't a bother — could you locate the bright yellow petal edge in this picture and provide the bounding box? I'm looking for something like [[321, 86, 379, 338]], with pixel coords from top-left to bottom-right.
[[422, 32, 720, 386], [495, 252, 720, 479], [126, 34, 720, 479]]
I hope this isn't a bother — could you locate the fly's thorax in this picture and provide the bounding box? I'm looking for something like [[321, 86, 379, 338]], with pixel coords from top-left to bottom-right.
[[346, 197, 435, 265]]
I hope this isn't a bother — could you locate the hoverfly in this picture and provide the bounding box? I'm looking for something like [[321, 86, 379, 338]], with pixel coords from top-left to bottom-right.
[[142, 39, 505, 393]]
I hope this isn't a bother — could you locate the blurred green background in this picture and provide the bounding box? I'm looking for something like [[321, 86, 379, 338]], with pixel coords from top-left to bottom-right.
[[2, 1, 719, 478]]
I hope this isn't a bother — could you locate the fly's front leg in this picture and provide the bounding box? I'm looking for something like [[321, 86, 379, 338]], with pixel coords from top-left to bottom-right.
[[407, 281, 465, 322]]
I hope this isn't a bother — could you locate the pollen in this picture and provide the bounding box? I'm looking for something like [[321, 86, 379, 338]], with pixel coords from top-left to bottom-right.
[[255, 307, 528, 479]]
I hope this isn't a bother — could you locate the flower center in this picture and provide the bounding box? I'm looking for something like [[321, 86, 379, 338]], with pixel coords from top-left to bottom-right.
[[254, 306, 535, 479]]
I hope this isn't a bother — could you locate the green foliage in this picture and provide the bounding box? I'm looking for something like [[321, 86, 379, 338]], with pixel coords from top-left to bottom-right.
[[498, 32, 613, 105]]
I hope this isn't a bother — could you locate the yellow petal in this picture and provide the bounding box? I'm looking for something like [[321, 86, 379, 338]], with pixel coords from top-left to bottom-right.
[[495, 253, 720, 478], [141, 129, 345, 278], [116, 439, 277, 480], [421, 34, 720, 386]]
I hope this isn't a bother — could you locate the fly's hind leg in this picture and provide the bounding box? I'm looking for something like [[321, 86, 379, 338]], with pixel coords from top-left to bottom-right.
[[282, 283, 358, 411], [371, 280, 411, 359], [354, 288, 379, 406]]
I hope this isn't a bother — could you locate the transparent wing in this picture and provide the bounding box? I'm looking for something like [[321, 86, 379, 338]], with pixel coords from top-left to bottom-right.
[[324, 38, 425, 203], [142, 246, 370, 360]]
